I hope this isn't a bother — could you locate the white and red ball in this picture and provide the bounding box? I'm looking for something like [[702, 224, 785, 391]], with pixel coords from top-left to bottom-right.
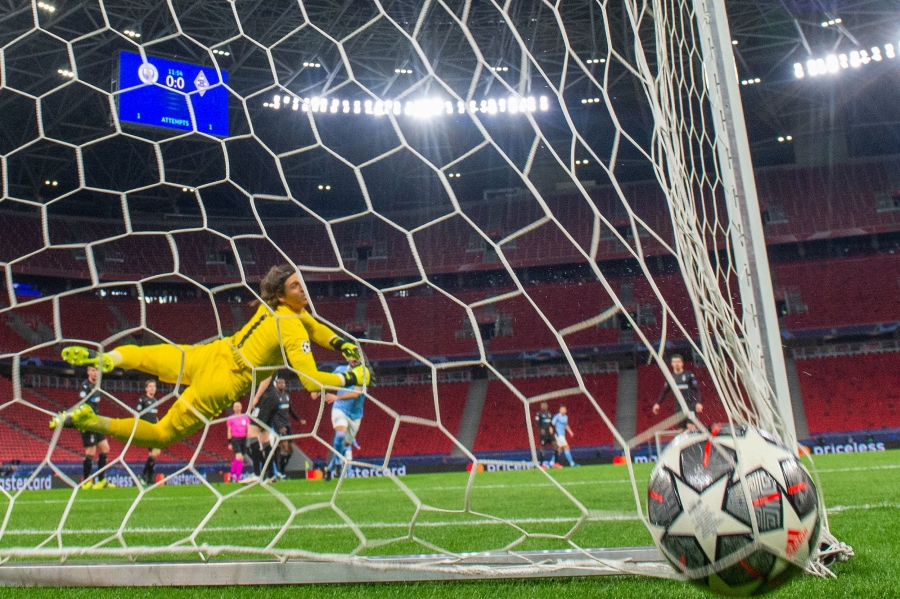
[[647, 425, 820, 596]]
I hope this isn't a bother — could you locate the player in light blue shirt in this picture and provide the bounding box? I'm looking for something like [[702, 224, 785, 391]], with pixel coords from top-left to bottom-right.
[[551, 406, 578, 467], [312, 357, 366, 480]]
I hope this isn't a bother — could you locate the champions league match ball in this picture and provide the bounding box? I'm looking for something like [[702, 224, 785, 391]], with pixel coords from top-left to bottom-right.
[[647, 425, 821, 596]]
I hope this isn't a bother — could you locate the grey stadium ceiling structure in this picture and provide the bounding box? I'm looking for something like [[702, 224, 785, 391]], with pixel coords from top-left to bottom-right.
[[0, 0, 898, 222]]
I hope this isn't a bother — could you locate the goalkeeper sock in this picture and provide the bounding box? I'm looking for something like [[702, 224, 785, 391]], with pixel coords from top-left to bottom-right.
[[82, 456, 93, 480], [564, 449, 575, 466], [248, 439, 262, 476], [231, 458, 243, 481], [97, 453, 108, 481]]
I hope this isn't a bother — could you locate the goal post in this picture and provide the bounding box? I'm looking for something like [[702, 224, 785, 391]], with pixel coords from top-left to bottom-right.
[[693, 0, 798, 450]]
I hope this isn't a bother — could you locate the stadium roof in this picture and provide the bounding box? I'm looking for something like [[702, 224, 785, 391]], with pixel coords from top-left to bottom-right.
[[1, 0, 899, 220]]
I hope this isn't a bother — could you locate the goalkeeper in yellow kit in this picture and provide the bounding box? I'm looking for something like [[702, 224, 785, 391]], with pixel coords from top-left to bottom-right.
[[50, 265, 371, 449]]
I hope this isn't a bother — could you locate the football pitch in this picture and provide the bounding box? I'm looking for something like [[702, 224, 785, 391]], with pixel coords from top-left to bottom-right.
[[0, 450, 896, 598]]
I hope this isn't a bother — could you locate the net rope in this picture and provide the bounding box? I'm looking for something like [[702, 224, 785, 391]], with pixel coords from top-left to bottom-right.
[[0, 0, 845, 576]]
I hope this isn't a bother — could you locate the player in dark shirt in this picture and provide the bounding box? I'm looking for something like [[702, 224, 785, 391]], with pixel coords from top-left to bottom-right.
[[78, 366, 114, 489], [652, 354, 703, 431], [534, 402, 557, 467], [136, 380, 162, 485], [249, 373, 304, 481]]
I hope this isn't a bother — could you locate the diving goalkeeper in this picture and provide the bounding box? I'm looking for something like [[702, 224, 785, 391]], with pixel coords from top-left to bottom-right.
[[50, 265, 370, 449]]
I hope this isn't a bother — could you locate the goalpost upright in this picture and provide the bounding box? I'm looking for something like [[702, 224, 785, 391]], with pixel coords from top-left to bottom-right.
[[693, 0, 798, 450]]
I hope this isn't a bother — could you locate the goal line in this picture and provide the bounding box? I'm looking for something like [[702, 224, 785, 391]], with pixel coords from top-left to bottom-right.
[[0, 546, 672, 587]]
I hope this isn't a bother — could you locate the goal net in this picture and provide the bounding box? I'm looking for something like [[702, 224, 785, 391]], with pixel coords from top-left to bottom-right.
[[0, 0, 844, 585]]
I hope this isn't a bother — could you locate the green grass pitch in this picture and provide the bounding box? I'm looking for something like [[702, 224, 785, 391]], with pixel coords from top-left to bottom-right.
[[0, 450, 896, 598]]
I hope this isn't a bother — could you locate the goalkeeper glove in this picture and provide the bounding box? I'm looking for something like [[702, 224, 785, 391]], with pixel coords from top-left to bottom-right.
[[330, 336, 361, 361], [342, 364, 372, 387]]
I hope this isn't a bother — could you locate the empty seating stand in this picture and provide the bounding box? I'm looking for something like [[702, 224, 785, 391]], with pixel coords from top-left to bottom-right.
[[796, 353, 900, 434]]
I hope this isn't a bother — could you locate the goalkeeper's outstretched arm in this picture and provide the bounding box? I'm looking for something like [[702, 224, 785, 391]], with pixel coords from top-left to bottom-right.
[[298, 310, 361, 360], [281, 317, 369, 391]]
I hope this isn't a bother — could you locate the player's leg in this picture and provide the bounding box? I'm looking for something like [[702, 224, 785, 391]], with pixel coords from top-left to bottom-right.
[[253, 398, 278, 481], [549, 441, 558, 466], [344, 418, 361, 461], [245, 433, 263, 481], [65, 388, 206, 448], [258, 430, 276, 480], [62, 344, 192, 385], [92, 438, 115, 489], [559, 441, 577, 467], [82, 442, 96, 490], [325, 424, 346, 480], [230, 438, 246, 482], [142, 448, 160, 484], [276, 430, 291, 478], [327, 409, 350, 479], [244, 395, 273, 482]]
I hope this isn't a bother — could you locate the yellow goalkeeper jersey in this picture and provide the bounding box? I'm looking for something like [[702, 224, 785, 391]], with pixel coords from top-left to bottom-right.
[[226, 303, 345, 391]]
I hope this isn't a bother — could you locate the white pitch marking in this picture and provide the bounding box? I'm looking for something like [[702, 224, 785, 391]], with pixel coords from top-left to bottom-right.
[[1, 513, 638, 536], [815, 464, 900, 473], [826, 502, 900, 512], [16, 479, 635, 505]]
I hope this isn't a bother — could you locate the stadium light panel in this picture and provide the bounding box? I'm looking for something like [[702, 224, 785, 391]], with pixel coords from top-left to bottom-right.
[[37, 2, 55, 13], [262, 94, 550, 117], [794, 42, 900, 77]]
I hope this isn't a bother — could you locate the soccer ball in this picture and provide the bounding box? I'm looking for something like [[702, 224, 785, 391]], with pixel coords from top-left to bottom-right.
[[647, 425, 820, 596]]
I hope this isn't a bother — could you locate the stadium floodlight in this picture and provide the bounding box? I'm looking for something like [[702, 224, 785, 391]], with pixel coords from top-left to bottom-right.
[[57, 68, 74, 78], [265, 94, 551, 117], [821, 18, 842, 28], [777, 135, 793, 142], [794, 42, 900, 77], [37, 2, 55, 12], [123, 29, 141, 38]]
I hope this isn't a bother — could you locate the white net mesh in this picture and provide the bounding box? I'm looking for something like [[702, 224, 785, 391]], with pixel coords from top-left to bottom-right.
[[0, 0, 836, 579]]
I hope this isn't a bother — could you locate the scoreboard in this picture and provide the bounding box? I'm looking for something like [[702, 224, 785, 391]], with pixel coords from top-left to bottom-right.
[[117, 51, 229, 136]]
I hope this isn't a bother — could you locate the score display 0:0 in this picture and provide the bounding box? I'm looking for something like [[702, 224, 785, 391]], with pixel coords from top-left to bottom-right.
[[165, 74, 186, 89]]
